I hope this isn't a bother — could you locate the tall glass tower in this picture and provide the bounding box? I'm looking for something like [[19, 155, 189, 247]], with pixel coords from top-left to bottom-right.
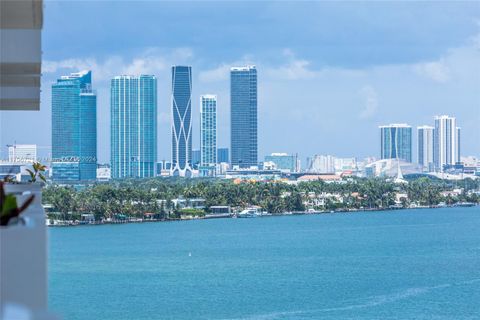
[[171, 66, 192, 177], [434, 115, 460, 171], [217, 148, 229, 163], [111, 75, 157, 179], [379, 124, 412, 163], [52, 71, 97, 181], [417, 125, 434, 172], [230, 65, 257, 168], [200, 95, 217, 176]]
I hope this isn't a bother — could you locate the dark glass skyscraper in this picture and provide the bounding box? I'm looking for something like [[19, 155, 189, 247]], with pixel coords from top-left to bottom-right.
[[217, 148, 229, 163], [111, 75, 157, 178], [51, 71, 97, 181], [171, 66, 192, 176], [230, 66, 257, 168]]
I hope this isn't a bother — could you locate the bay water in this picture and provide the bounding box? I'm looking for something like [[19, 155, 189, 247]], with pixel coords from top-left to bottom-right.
[[49, 207, 480, 319]]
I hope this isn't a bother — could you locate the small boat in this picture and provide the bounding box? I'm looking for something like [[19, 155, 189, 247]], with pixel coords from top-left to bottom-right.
[[237, 207, 262, 218], [454, 202, 476, 207]]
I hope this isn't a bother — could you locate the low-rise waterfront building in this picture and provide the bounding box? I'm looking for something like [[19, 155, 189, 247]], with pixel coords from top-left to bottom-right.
[[224, 168, 282, 181], [96, 164, 111, 181], [296, 174, 342, 183], [365, 158, 423, 178]]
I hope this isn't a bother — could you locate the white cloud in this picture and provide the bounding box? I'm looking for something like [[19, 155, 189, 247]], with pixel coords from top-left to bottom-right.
[[358, 85, 379, 119], [414, 60, 450, 83], [198, 64, 230, 82], [42, 47, 194, 81], [265, 49, 316, 80], [198, 55, 256, 83]]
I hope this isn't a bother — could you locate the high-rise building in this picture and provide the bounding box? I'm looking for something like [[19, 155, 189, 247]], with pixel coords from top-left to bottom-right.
[[200, 95, 217, 176], [264, 153, 295, 172], [417, 126, 434, 171], [111, 75, 157, 179], [434, 115, 460, 171], [171, 66, 192, 176], [52, 71, 97, 181], [230, 66, 257, 168], [191, 149, 201, 169], [380, 124, 412, 162], [334, 157, 357, 173], [217, 148, 229, 164], [7, 144, 37, 163], [308, 155, 336, 173], [456, 127, 461, 162]]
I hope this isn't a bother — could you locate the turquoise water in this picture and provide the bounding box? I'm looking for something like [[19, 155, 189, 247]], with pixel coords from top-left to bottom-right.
[[49, 207, 480, 319]]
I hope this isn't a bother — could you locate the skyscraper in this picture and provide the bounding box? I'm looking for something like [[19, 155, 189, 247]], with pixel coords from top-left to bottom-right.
[[230, 66, 257, 168], [111, 75, 157, 179], [171, 66, 192, 176], [456, 127, 461, 162], [308, 155, 336, 173], [52, 71, 97, 181], [380, 124, 412, 162], [200, 95, 217, 176], [217, 148, 229, 164], [417, 126, 434, 171], [434, 115, 460, 171], [191, 149, 201, 169]]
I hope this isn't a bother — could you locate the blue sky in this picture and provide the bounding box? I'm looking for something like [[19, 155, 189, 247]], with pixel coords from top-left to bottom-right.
[[1, 1, 479, 164]]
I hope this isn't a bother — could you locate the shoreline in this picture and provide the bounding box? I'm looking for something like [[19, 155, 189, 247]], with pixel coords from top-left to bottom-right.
[[46, 203, 478, 227]]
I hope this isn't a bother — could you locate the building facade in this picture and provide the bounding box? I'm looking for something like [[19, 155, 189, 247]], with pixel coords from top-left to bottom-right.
[[264, 153, 296, 172], [434, 115, 460, 171], [334, 157, 358, 173], [217, 148, 229, 164], [417, 125, 434, 172], [308, 155, 336, 173], [191, 149, 201, 169], [111, 75, 157, 179], [171, 66, 192, 176], [200, 95, 217, 176], [52, 71, 97, 181], [7, 144, 37, 163], [230, 66, 257, 168], [380, 124, 412, 162]]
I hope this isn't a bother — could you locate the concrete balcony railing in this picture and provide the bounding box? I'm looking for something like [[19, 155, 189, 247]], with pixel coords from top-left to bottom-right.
[[1, 183, 59, 319]]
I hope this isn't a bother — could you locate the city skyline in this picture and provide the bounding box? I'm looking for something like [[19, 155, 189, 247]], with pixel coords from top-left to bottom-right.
[[1, 2, 479, 163]]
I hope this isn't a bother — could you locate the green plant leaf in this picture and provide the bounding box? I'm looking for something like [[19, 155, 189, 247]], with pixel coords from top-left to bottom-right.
[[1, 195, 18, 216]]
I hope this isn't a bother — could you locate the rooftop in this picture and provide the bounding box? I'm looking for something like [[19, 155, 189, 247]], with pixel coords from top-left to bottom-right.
[[379, 123, 411, 128], [231, 65, 256, 71]]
